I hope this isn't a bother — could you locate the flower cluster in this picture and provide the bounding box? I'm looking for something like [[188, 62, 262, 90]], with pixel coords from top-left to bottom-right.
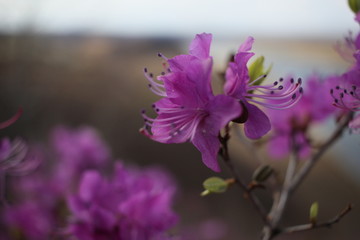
[[331, 17, 360, 132], [141, 33, 303, 171], [0, 126, 178, 240], [266, 74, 338, 158]]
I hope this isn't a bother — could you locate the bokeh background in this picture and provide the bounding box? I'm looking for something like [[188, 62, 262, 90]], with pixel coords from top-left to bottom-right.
[[1, 0, 360, 239]]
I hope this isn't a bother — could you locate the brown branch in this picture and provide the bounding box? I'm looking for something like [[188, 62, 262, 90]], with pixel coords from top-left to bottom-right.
[[279, 204, 353, 235], [219, 125, 269, 225], [288, 112, 353, 194]]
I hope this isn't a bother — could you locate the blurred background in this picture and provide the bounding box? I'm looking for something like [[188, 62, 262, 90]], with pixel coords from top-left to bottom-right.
[[1, 0, 360, 239]]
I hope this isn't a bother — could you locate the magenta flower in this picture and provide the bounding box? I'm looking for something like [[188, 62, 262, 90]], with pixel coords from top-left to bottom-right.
[[51, 125, 110, 191], [66, 163, 178, 240], [266, 75, 337, 158], [224, 37, 303, 139], [141, 33, 242, 172]]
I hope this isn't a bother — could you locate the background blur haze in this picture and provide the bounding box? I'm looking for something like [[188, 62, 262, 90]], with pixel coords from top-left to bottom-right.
[[1, 1, 360, 239]]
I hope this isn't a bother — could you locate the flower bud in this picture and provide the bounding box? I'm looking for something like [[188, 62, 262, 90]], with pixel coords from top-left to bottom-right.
[[309, 201, 319, 225], [201, 177, 229, 196]]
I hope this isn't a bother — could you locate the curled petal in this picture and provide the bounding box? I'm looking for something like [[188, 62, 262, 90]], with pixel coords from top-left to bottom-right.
[[189, 33, 212, 59], [243, 103, 271, 139]]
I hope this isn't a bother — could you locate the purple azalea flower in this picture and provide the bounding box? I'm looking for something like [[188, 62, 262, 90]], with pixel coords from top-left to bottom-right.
[[224, 36, 303, 139], [141, 33, 242, 172], [66, 162, 178, 240], [4, 201, 57, 240], [51, 125, 111, 190], [266, 75, 337, 158], [331, 51, 360, 132]]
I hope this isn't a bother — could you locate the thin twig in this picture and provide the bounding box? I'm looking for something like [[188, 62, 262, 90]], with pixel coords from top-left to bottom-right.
[[279, 204, 353, 235], [219, 125, 269, 225], [288, 112, 353, 194], [262, 112, 353, 239]]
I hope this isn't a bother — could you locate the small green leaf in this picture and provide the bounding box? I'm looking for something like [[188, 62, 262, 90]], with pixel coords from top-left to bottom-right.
[[348, 0, 360, 13], [248, 56, 272, 86], [202, 177, 228, 194], [309, 202, 319, 224], [252, 165, 274, 183]]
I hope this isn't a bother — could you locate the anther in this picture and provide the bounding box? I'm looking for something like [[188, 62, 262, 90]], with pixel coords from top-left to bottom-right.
[[340, 93, 344, 98], [335, 99, 339, 103], [336, 86, 340, 90], [344, 89, 348, 94], [144, 68, 148, 73], [156, 108, 160, 112], [157, 53, 162, 57], [148, 84, 152, 88], [292, 93, 296, 100], [351, 91, 354, 95], [330, 89, 334, 94], [270, 91, 274, 94], [290, 78, 294, 84], [299, 87, 303, 93], [141, 109, 146, 114], [278, 85, 283, 90], [152, 104, 156, 108], [263, 74, 267, 78], [352, 85, 357, 90], [297, 78, 302, 84], [149, 73, 153, 78], [273, 81, 278, 86], [161, 72, 165, 75], [279, 77, 284, 82]]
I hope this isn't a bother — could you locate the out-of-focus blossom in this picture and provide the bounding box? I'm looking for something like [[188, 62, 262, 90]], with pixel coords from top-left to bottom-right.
[[0, 138, 40, 175], [66, 162, 178, 240], [51, 126, 111, 191], [224, 37, 303, 139], [4, 201, 57, 240], [140, 33, 241, 172], [266, 75, 337, 158]]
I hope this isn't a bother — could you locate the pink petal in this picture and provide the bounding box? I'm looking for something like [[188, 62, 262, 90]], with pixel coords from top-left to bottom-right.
[[189, 33, 212, 59], [244, 103, 271, 139]]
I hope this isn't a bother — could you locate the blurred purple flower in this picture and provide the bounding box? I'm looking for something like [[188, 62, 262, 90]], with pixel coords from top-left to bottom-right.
[[141, 33, 241, 172], [224, 36, 303, 139], [66, 162, 178, 240], [4, 201, 57, 240], [266, 75, 337, 158], [51, 125, 110, 190]]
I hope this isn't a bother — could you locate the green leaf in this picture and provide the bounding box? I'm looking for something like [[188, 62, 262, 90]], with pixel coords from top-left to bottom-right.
[[349, 0, 360, 13], [309, 202, 319, 224], [202, 177, 228, 195], [248, 56, 272, 86], [252, 165, 274, 183]]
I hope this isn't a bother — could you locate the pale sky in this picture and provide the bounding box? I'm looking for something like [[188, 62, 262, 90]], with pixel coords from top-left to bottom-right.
[[0, 0, 357, 38]]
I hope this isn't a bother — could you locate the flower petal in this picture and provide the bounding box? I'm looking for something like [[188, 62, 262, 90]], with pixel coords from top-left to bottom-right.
[[192, 95, 242, 172], [189, 33, 212, 59], [238, 36, 254, 52], [244, 103, 271, 139]]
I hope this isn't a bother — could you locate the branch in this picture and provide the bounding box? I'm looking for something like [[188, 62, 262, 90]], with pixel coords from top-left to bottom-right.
[[219, 125, 269, 225], [279, 204, 353, 235], [288, 112, 353, 194]]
